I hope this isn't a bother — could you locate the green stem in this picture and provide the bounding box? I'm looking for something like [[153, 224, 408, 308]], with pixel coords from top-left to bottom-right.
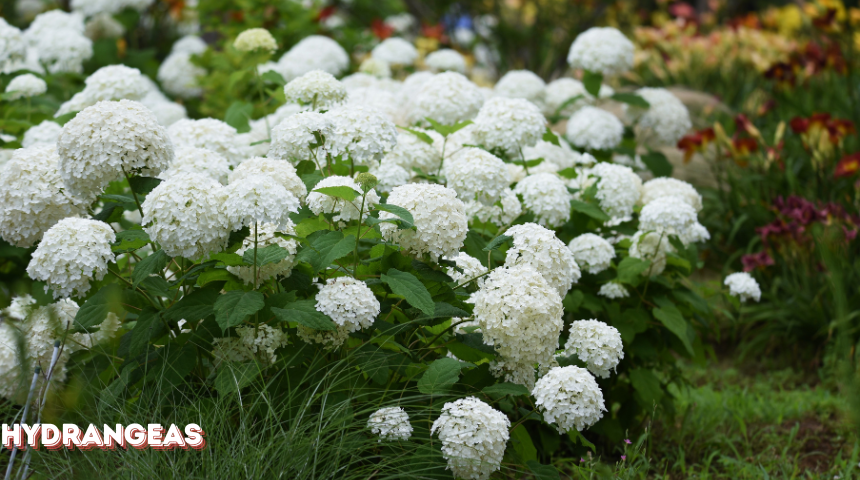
[[353, 193, 367, 278], [253, 222, 258, 289], [122, 167, 146, 220], [253, 67, 271, 139]]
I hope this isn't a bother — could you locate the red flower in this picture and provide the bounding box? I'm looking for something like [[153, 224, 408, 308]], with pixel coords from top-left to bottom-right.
[[835, 153, 860, 178], [677, 128, 715, 163], [421, 23, 445, 40], [371, 19, 394, 40], [668, 2, 697, 22], [742, 251, 774, 272]]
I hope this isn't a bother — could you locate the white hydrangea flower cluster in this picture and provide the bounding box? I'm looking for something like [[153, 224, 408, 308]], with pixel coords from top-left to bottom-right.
[[306, 175, 379, 223], [171, 35, 207, 55], [431, 397, 510, 480], [724, 272, 762, 303], [233, 28, 277, 53], [522, 139, 583, 173], [296, 323, 351, 350], [71, 0, 154, 17], [471, 97, 545, 155], [140, 88, 188, 127], [0, 18, 26, 73], [168, 118, 247, 167], [445, 252, 487, 287], [493, 70, 546, 108], [142, 173, 230, 259], [84, 12, 126, 40], [283, 70, 347, 111], [346, 86, 399, 122], [383, 128, 443, 175], [563, 320, 624, 378], [406, 72, 484, 126], [56, 65, 149, 116], [0, 297, 119, 401], [315, 277, 381, 332], [568, 233, 616, 275], [223, 175, 300, 230], [379, 184, 468, 261], [269, 112, 329, 164], [213, 324, 289, 366], [22, 120, 62, 148], [512, 173, 571, 228], [276, 35, 349, 81], [5, 73, 46, 99], [543, 78, 593, 118], [629, 230, 673, 277], [473, 265, 564, 383], [566, 106, 624, 151], [640, 194, 709, 245], [566, 27, 634, 76], [587, 162, 643, 219], [532, 366, 606, 433], [505, 223, 580, 297], [632, 87, 692, 146], [57, 100, 174, 202], [371, 37, 418, 66], [358, 57, 391, 78], [26, 217, 115, 299], [229, 157, 307, 201], [227, 222, 299, 286], [0, 145, 86, 248], [598, 282, 629, 299], [425, 49, 467, 73], [160, 146, 231, 184], [369, 160, 410, 193], [641, 177, 703, 212], [464, 189, 523, 227], [25, 11, 92, 75], [157, 51, 205, 98], [443, 148, 508, 205], [367, 407, 413, 442], [326, 105, 398, 167]]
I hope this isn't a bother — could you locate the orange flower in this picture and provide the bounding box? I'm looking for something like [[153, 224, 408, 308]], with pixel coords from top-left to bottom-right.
[[835, 153, 860, 178], [677, 127, 715, 163]]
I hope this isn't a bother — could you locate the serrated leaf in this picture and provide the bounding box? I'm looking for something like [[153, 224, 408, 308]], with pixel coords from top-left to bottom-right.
[[101, 194, 137, 210], [74, 284, 123, 329], [213, 290, 265, 332], [483, 382, 530, 397], [414, 302, 470, 322], [514, 157, 544, 168], [611, 92, 650, 108], [417, 358, 461, 394], [129, 309, 165, 356], [510, 426, 538, 463], [196, 269, 238, 287], [616, 257, 651, 284], [375, 203, 414, 229], [225, 101, 253, 134], [295, 230, 355, 273], [112, 229, 150, 253], [127, 176, 161, 195], [163, 284, 222, 322], [652, 302, 695, 356], [411, 259, 453, 283], [557, 167, 578, 179], [381, 268, 434, 315], [312, 185, 360, 202], [242, 244, 289, 266], [527, 461, 560, 480], [210, 252, 245, 266], [542, 127, 560, 146], [215, 362, 260, 395], [454, 332, 496, 354], [570, 199, 610, 222], [400, 126, 434, 144], [483, 234, 512, 252], [294, 215, 330, 238], [271, 301, 337, 331], [641, 151, 673, 177], [132, 249, 169, 287], [261, 70, 286, 86], [582, 70, 603, 98], [425, 117, 472, 136]]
